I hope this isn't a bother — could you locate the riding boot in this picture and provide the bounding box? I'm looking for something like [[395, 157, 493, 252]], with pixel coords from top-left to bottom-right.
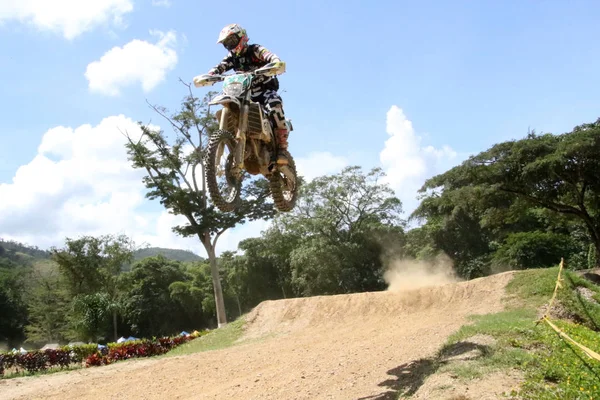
[[276, 128, 289, 165]]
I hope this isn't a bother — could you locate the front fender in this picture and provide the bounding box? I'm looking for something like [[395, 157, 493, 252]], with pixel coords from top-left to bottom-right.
[[209, 95, 241, 108]]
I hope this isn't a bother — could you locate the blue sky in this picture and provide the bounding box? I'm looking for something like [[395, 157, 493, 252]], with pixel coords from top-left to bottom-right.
[[1, 0, 599, 255]]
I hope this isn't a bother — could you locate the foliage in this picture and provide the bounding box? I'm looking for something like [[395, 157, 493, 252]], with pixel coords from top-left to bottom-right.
[[403, 225, 439, 261], [0, 333, 203, 377], [84, 334, 203, 367], [519, 320, 600, 399], [0, 349, 75, 376], [0, 236, 240, 350], [557, 271, 600, 332], [247, 228, 298, 299], [70, 292, 113, 343], [50, 234, 135, 297], [281, 165, 403, 238], [0, 263, 28, 347], [279, 166, 406, 295], [50, 234, 135, 342], [416, 119, 600, 272], [226, 232, 298, 307], [122, 255, 203, 337], [23, 266, 71, 345], [200, 166, 407, 308], [61, 343, 99, 361], [492, 231, 578, 270]]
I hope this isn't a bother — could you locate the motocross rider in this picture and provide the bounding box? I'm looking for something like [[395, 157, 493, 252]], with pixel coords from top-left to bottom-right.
[[206, 23, 290, 165]]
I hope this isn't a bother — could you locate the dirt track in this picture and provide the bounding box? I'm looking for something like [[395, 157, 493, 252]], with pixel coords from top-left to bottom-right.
[[0, 271, 517, 400]]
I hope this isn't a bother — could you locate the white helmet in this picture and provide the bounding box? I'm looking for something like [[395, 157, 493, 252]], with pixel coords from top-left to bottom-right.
[[217, 23, 249, 56]]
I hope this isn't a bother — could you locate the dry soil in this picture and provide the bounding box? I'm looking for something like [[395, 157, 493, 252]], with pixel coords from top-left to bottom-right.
[[0, 271, 518, 400]]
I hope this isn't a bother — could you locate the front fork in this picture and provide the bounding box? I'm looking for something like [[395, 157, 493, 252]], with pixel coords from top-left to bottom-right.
[[223, 103, 248, 179], [237, 104, 249, 162]]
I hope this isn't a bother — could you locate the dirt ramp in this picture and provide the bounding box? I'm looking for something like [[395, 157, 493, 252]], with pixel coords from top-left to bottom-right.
[[242, 271, 516, 340]]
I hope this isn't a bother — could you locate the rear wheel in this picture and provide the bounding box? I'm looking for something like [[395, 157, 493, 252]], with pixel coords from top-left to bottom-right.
[[269, 150, 298, 212], [205, 129, 241, 212]]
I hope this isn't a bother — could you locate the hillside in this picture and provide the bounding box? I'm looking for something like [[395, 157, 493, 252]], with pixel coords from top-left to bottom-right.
[[0, 239, 50, 264], [133, 247, 203, 262], [0, 239, 202, 264]]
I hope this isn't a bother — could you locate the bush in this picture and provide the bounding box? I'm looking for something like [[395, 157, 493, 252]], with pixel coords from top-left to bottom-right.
[[0, 349, 77, 376], [0, 332, 210, 376], [60, 343, 98, 362], [84, 334, 201, 367], [492, 231, 577, 270]]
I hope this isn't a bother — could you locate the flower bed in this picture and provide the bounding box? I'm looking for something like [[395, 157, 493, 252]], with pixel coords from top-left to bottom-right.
[[0, 331, 208, 377], [85, 335, 200, 367], [0, 349, 76, 376]]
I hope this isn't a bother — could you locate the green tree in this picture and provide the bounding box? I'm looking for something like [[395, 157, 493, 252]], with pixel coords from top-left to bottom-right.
[[411, 187, 495, 278], [24, 266, 70, 345], [278, 166, 405, 295], [70, 292, 112, 343], [189, 262, 219, 325], [403, 225, 439, 261], [282, 166, 403, 239], [217, 251, 246, 317], [123, 255, 199, 336], [169, 280, 204, 326], [217, 238, 291, 315], [0, 262, 28, 347], [50, 234, 135, 341], [492, 231, 577, 270], [123, 84, 276, 327], [237, 228, 298, 301], [417, 120, 600, 267]]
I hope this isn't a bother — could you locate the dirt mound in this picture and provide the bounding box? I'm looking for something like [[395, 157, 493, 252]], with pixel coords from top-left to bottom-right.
[[242, 271, 512, 341], [1, 271, 517, 400]]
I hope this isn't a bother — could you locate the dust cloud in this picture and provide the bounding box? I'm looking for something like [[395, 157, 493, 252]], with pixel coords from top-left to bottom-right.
[[383, 253, 461, 292]]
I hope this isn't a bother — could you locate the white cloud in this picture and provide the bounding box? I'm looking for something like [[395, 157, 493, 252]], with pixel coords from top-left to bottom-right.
[[295, 151, 348, 181], [85, 30, 178, 96], [0, 0, 133, 40], [379, 105, 458, 215], [0, 115, 144, 247], [151, 0, 171, 7], [0, 115, 254, 258]]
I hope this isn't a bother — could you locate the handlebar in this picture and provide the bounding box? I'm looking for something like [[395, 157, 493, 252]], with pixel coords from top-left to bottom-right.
[[193, 62, 285, 88]]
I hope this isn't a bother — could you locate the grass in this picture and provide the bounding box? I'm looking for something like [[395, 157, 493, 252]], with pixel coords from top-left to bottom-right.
[[429, 266, 600, 400], [166, 317, 247, 357], [435, 310, 537, 383], [1, 364, 83, 380]]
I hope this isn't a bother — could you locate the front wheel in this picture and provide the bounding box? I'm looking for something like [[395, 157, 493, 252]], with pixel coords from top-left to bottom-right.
[[269, 151, 299, 212], [205, 129, 242, 212]]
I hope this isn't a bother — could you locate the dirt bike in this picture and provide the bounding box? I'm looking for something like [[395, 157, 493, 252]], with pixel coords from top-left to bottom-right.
[[193, 62, 298, 213]]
